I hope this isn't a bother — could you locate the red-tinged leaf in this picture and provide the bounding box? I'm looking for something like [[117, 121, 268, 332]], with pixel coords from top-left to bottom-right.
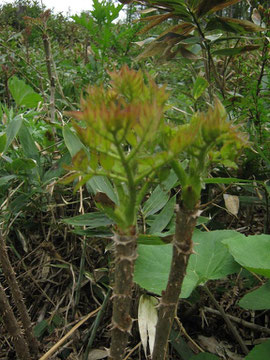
[[137, 13, 173, 35], [179, 46, 199, 60], [136, 41, 170, 60], [158, 22, 195, 38], [212, 44, 260, 56], [206, 16, 265, 33], [72, 149, 89, 172], [59, 172, 78, 185], [196, 0, 241, 17]]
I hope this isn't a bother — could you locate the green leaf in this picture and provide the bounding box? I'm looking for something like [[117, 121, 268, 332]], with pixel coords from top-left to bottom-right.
[[182, 230, 240, 297], [149, 195, 176, 234], [62, 212, 113, 228], [137, 234, 166, 245], [223, 234, 270, 277], [170, 328, 194, 360], [134, 230, 239, 297], [239, 280, 270, 310], [4, 115, 24, 152], [18, 123, 40, 163], [193, 77, 209, 100], [0, 175, 17, 186], [0, 132, 6, 153], [63, 125, 84, 157], [134, 244, 172, 295], [204, 177, 253, 185], [8, 158, 37, 173], [8, 76, 43, 108], [34, 320, 48, 338], [245, 340, 270, 360], [142, 170, 177, 217], [190, 353, 220, 360], [87, 176, 119, 205], [142, 185, 170, 217]]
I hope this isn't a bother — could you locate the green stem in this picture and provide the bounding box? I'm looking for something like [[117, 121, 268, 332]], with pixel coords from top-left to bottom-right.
[[171, 160, 187, 186], [113, 134, 136, 226]]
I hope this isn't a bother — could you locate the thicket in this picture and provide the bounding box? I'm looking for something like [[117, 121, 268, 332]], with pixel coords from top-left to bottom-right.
[[0, 1, 270, 360]]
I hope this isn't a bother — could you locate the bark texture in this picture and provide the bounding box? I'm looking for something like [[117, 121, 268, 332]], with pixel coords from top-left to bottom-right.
[[152, 204, 199, 360], [109, 227, 137, 360]]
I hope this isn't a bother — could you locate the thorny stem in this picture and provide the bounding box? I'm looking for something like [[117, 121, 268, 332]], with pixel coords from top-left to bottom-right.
[[0, 282, 32, 360], [109, 228, 138, 360], [109, 135, 138, 359], [0, 229, 39, 357], [152, 204, 199, 360]]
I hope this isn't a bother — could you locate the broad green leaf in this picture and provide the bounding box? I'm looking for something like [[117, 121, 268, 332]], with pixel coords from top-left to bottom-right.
[[142, 170, 178, 217], [4, 115, 23, 152], [0, 175, 17, 186], [149, 195, 176, 234], [223, 234, 270, 277], [239, 280, 270, 310], [182, 230, 240, 297], [87, 176, 119, 205], [62, 212, 113, 228], [193, 77, 209, 100], [134, 244, 172, 295], [8, 76, 43, 108], [10, 193, 31, 212], [134, 230, 239, 297], [137, 234, 165, 245], [142, 185, 170, 217], [190, 353, 220, 360], [245, 340, 270, 360], [0, 132, 6, 152], [8, 158, 37, 173], [63, 125, 84, 157], [18, 123, 40, 163]]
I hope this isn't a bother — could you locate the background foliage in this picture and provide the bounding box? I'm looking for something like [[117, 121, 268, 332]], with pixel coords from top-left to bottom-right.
[[0, 0, 269, 359]]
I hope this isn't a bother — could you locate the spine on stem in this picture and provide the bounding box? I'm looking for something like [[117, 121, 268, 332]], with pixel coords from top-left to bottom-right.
[[152, 204, 199, 360], [109, 226, 137, 360]]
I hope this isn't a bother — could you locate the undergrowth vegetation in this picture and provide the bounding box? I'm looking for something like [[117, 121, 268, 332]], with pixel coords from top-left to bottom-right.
[[0, 1, 270, 360]]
